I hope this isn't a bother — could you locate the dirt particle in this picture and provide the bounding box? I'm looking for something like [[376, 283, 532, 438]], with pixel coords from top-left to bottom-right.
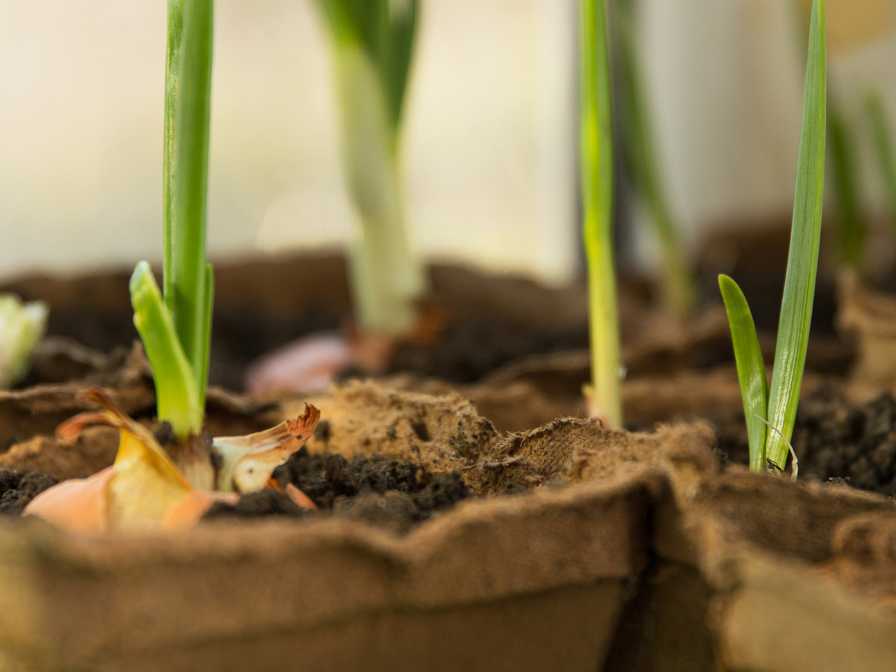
[[410, 419, 431, 442], [153, 422, 176, 447], [204, 489, 310, 520], [314, 420, 332, 443]]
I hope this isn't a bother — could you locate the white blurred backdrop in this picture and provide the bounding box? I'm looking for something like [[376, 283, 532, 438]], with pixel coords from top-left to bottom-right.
[[0, 1, 578, 280], [2, 1, 896, 282]]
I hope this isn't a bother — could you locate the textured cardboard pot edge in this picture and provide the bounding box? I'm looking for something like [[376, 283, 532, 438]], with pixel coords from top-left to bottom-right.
[[651, 459, 896, 672], [0, 465, 662, 670]]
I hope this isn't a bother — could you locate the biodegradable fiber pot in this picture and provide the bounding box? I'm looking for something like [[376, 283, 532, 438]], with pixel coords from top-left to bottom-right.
[[597, 431, 896, 672], [0, 381, 712, 672]]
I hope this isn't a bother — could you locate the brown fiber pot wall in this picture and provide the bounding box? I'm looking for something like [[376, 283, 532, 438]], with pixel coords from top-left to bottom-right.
[[0, 481, 647, 671], [0, 382, 703, 672], [599, 433, 896, 672], [0, 486, 641, 672]]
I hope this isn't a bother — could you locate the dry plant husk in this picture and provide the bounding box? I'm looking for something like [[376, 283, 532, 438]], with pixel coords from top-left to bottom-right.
[[0, 346, 277, 479]]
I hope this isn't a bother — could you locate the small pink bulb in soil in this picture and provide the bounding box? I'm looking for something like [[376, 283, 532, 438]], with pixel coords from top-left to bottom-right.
[[245, 331, 394, 395]]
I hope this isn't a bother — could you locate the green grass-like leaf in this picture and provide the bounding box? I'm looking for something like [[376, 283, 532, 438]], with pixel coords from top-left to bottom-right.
[[828, 103, 865, 269], [765, 0, 826, 470], [718, 275, 768, 472], [130, 262, 201, 438], [580, 0, 622, 427], [865, 91, 896, 227], [790, 0, 863, 270], [615, 0, 695, 318], [166, 0, 214, 394]]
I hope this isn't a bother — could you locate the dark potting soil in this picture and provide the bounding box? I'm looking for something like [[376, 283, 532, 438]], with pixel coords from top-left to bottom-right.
[[204, 446, 470, 532], [38, 306, 343, 391], [793, 393, 896, 497], [387, 319, 589, 384], [716, 391, 896, 498], [0, 470, 57, 515], [40, 301, 589, 388]]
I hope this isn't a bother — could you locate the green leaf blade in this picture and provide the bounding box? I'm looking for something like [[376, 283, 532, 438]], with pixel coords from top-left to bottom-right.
[[165, 0, 214, 410], [828, 103, 865, 268], [765, 0, 827, 469], [129, 262, 201, 438], [718, 275, 769, 472], [315, 0, 418, 139], [382, 0, 418, 135], [615, 0, 694, 318], [865, 91, 896, 226], [580, 0, 622, 427]]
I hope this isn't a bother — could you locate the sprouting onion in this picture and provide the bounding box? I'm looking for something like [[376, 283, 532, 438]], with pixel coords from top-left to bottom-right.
[[580, 0, 622, 427], [721, 0, 826, 473], [130, 0, 214, 439], [315, 0, 424, 335]]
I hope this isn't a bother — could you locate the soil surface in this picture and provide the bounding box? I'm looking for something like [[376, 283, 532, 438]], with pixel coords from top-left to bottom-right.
[[388, 320, 588, 384], [42, 307, 343, 392], [0, 470, 57, 515], [38, 304, 590, 389], [717, 391, 896, 498], [205, 446, 470, 532], [794, 393, 896, 497]]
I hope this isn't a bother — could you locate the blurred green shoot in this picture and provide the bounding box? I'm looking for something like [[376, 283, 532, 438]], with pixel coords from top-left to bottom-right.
[[828, 103, 865, 268], [721, 0, 826, 472], [316, 0, 424, 335], [130, 0, 214, 439], [0, 295, 47, 389], [580, 0, 622, 428], [615, 0, 695, 319], [865, 91, 896, 228]]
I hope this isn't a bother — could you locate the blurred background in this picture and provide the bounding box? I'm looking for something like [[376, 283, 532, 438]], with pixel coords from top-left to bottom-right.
[[1, 0, 895, 283]]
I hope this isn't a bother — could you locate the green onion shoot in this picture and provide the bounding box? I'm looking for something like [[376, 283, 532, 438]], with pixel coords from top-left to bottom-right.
[[580, 0, 622, 427], [130, 0, 214, 439], [316, 0, 425, 336], [865, 91, 896, 229], [720, 0, 826, 473], [615, 0, 695, 319]]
